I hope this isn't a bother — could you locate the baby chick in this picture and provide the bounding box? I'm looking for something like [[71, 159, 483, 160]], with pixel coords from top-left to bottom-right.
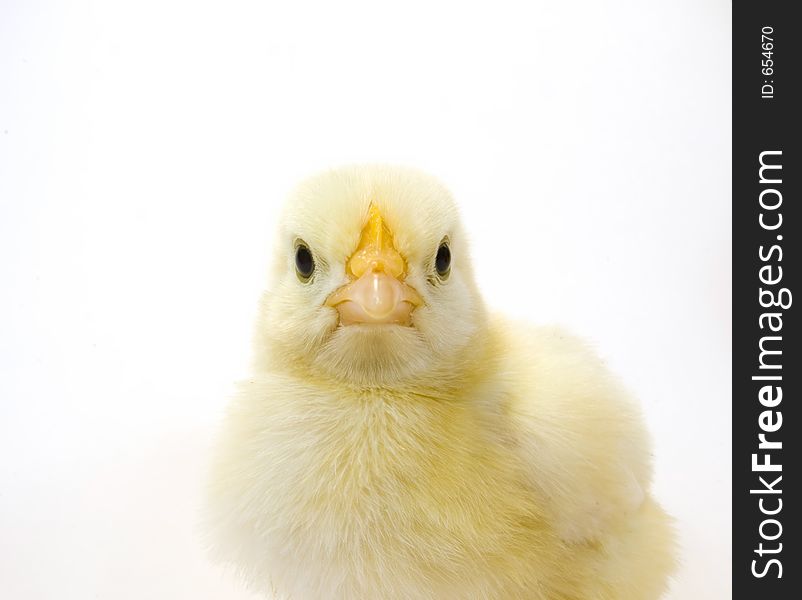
[[206, 166, 675, 600]]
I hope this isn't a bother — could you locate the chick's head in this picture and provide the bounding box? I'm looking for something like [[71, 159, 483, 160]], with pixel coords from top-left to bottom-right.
[[257, 166, 486, 387]]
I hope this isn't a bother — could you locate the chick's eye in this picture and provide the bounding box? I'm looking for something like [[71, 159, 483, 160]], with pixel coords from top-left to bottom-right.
[[435, 241, 451, 278], [295, 242, 315, 281]]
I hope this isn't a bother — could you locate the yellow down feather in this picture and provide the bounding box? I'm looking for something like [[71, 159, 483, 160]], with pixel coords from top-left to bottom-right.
[[205, 165, 676, 599]]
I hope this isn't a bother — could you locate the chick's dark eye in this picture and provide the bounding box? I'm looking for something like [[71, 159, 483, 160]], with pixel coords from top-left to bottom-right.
[[435, 242, 451, 278], [295, 243, 315, 281]]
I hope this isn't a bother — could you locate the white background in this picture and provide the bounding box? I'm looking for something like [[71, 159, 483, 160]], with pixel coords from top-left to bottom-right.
[[0, 1, 731, 598]]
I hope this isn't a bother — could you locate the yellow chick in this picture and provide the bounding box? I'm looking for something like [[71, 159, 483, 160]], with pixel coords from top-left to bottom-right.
[[206, 166, 676, 599]]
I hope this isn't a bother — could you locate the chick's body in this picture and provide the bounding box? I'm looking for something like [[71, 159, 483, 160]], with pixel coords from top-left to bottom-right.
[[207, 167, 675, 600]]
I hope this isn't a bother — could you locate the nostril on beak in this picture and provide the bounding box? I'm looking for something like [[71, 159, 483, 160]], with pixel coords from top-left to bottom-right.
[[346, 204, 407, 279]]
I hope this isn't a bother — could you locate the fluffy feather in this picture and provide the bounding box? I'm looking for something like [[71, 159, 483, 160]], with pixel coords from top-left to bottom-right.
[[205, 165, 675, 599]]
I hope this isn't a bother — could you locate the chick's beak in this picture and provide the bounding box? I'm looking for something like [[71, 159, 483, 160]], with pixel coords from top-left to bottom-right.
[[325, 204, 422, 325]]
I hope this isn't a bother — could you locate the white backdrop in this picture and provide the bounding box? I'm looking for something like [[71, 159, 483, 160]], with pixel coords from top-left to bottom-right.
[[0, 1, 731, 598]]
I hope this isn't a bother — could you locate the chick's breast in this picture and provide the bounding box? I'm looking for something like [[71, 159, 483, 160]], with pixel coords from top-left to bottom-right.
[[208, 371, 553, 599]]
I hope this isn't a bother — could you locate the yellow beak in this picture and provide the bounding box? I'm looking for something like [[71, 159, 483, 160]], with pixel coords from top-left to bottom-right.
[[325, 204, 422, 325]]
